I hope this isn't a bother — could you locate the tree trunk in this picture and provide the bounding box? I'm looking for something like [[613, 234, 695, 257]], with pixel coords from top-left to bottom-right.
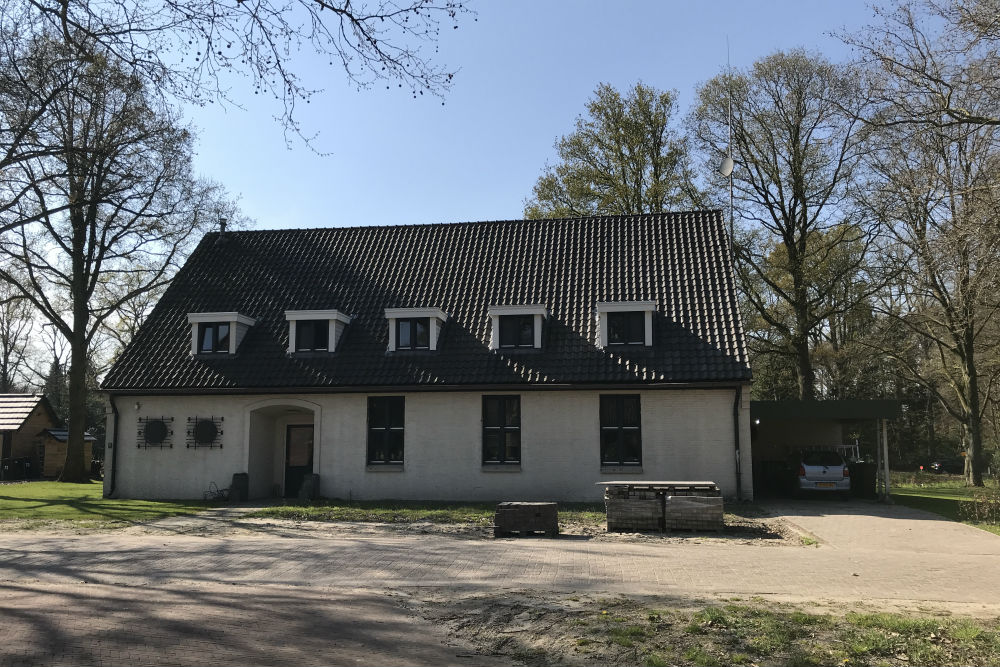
[[59, 208, 90, 483], [965, 333, 985, 487], [60, 329, 90, 482]]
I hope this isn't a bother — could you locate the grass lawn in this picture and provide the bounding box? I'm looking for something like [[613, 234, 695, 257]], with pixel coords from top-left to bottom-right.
[[433, 591, 1000, 667], [891, 472, 1000, 537], [0, 480, 209, 528], [246, 499, 608, 526]]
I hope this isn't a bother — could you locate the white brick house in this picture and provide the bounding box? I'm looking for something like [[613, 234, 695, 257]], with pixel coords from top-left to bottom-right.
[[102, 212, 753, 501]]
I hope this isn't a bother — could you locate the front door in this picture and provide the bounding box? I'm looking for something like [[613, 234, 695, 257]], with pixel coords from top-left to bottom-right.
[[284, 425, 314, 498]]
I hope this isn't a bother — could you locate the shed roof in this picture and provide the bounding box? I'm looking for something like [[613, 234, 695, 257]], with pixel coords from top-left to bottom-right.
[[0, 394, 59, 432]]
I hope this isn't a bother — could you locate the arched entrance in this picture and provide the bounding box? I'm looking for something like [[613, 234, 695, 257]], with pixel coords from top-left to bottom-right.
[[243, 399, 321, 499]]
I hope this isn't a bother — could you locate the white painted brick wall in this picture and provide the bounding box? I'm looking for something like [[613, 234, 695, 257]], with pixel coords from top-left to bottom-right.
[[105, 386, 753, 501]]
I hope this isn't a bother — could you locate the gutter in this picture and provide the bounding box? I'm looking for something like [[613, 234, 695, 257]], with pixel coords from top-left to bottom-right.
[[106, 394, 119, 498], [732, 384, 743, 501], [100, 378, 753, 396]]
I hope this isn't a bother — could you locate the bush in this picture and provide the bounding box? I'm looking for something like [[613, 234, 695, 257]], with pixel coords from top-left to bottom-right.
[[958, 491, 1000, 524]]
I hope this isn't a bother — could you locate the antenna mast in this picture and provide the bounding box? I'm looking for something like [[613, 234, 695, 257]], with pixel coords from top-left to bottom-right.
[[727, 37, 734, 249]]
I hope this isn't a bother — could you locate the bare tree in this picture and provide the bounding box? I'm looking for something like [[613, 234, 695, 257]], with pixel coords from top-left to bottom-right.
[[689, 50, 877, 400], [845, 0, 1000, 129], [0, 36, 228, 481], [2, 0, 470, 136], [0, 279, 33, 392], [864, 112, 1000, 486]]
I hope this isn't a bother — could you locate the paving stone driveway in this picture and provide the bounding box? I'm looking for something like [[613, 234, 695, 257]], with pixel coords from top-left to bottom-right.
[[2, 500, 999, 666]]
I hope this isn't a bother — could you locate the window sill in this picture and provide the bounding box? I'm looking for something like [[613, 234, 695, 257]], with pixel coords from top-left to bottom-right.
[[601, 466, 643, 474], [482, 464, 522, 472], [366, 464, 404, 472]]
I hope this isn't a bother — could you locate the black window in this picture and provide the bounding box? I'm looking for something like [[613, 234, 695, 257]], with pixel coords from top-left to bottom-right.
[[608, 311, 646, 345], [499, 315, 534, 348], [198, 322, 230, 353], [600, 395, 641, 466], [367, 396, 404, 464], [295, 320, 329, 351], [483, 395, 521, 464], [396, 318, 430, 350]]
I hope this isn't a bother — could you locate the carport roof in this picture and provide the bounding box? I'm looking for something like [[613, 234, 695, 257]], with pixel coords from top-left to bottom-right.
[[750, 400, 901, 422]]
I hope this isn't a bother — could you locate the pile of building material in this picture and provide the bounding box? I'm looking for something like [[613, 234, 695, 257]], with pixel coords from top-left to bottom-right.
[[600, 481, 723, 533], [665, 494, 723, 531], [493, 501, 559, 537], [603, 486, 664, 532]]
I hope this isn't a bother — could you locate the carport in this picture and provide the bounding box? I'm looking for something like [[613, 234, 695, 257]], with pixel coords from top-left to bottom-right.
[[750, 400, 901, 499]]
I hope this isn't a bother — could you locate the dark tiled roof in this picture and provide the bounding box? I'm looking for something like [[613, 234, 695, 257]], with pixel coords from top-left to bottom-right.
[[102, 212, 750, 392]]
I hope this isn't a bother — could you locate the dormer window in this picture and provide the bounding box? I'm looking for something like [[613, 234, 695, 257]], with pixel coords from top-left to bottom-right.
[[499, 315, 534, 348], [296, 320, 328, 351], [596, 301, 655, 348], [488, 305, 547, 350], [187, 312, 256, 355], [607, 312, 645, 345], [199, 322, 230, 353], [385, 308, 447, 352], [396, 318, 430, 350], [285, 309, 351, 354]]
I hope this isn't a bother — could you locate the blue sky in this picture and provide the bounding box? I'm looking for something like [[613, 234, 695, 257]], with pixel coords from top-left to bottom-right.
[[187, 1, 876, 230]]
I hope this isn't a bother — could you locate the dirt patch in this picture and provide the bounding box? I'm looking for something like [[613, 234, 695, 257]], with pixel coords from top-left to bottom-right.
[[114, 508, 797, 545]]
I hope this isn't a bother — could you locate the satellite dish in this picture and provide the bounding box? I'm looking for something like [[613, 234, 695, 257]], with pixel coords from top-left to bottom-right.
[[719, 156, 735, 177]]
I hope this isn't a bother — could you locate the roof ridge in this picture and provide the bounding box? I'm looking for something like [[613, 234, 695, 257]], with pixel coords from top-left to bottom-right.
[[204, 210, 725, 236]]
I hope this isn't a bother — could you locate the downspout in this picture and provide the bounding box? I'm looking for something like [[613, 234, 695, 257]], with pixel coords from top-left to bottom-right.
[[106, 394, 119, 498], [732, 384, 743, 501]]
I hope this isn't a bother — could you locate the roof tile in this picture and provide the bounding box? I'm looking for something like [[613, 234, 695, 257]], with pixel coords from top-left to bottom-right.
[[103, 212, 751, 391]]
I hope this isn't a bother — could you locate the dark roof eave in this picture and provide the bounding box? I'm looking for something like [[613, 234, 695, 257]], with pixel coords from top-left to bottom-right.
[[103, 378, 752, 396]]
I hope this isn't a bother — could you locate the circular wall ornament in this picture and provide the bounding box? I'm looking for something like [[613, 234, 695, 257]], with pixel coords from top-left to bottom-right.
[[193, 419, 218, 445], [144, 419, 168, 445]]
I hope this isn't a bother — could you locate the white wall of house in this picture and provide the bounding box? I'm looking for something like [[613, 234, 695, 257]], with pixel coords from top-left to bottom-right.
[[105, 386, 753, 501]]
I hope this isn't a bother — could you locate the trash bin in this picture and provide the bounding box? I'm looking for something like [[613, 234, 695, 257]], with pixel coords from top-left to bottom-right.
[[849, 462, 877, 499], [230, 472, 249, 502], [298, 473, 320, 501]]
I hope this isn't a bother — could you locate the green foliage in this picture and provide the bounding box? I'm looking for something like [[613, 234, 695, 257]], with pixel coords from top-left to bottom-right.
[[524, 82, 704, 219], [690, 50, 874, 401]]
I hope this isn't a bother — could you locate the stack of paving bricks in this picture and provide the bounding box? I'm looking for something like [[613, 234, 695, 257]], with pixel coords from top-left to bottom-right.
[[604, 486, 665, 533], [494, 502, 559, 537], [663, 482, 723, 531], [602, 482, 723, 533], [665, 495, 724, 531]]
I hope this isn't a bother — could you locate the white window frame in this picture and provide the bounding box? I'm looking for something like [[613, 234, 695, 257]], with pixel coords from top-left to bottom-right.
[[595, 301, 656, 348], [285, 309, 352, 354], [187, 312, 256, 355], [487, 305, 547, 350], [384, 307, 448, 351]]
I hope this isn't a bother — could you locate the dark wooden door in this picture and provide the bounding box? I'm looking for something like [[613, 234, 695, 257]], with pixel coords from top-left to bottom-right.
[[284, 425, 314, 498]]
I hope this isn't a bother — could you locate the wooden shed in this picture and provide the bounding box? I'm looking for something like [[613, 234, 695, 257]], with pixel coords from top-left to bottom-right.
[[0, 394, 93, 479]]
